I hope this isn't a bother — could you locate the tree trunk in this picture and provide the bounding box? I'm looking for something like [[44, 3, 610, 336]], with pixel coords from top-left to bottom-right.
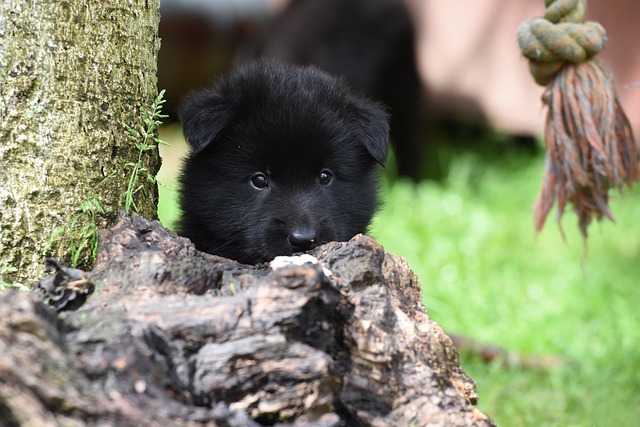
[[0, 0, 161, 285], [0, 213, 495, 426]]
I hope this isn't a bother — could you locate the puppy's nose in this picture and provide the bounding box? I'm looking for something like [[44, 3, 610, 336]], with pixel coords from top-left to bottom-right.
[[288, 229, 318, 252]]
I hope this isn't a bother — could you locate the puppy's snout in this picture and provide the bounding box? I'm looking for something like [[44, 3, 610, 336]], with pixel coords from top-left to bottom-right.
[[287, 228, 318, 252]]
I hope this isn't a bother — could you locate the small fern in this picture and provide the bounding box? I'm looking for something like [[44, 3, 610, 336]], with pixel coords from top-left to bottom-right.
[[123, 89, 169, 213], [44, 166, 111, 268]]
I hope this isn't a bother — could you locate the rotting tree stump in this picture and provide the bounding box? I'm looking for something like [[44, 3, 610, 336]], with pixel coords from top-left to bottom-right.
[[0, 213, 495, 426]]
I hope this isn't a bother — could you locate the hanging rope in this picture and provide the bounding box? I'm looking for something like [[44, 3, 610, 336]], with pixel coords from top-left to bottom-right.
[[517, 0, 639, 240]]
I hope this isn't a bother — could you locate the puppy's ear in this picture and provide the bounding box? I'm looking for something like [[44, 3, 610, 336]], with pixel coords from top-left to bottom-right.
[[180, 90, 237, 155], [349, 99, 390, 166]]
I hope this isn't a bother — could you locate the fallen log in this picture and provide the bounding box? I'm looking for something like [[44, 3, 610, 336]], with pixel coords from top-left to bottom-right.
[[0, 213, 494, 426]]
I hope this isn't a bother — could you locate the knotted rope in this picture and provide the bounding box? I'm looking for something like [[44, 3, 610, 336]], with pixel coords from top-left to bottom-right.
[[517, 0, 639, 240]]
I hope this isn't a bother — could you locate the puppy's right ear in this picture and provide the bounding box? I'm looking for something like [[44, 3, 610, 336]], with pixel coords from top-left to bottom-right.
[[347, 99, 390, 167], [180, 90, 237, 155]]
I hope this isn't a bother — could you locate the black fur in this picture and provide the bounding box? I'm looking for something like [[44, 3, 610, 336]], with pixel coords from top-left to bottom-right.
[[177, 61, 389, 264], [237, 0, 422, 179]]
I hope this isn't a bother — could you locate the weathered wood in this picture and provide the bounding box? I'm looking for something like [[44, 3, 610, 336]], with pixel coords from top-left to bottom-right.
[[0, 213, 494, 426]]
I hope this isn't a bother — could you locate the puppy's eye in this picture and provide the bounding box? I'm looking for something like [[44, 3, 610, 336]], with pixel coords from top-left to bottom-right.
[[319, 169, 333, 185], [250, 173, 269, 189]]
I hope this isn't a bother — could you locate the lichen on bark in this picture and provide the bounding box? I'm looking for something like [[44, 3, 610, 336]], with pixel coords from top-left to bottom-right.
[[0, 0, 162, 284]]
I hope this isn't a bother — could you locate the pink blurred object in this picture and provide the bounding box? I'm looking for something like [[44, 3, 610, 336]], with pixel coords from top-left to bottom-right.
[[408, 0, 640, 137]]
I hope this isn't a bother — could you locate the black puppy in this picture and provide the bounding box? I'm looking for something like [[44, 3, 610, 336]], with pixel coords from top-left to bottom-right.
[[177, 61, 389, 264], [237, 0, 422, 179]]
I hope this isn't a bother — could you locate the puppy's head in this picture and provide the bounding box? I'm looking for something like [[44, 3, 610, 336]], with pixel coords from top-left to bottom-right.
[[178, 60, 389, 264]]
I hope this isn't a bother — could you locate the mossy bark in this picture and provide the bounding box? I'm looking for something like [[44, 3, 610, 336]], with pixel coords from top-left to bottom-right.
[[0, 0, 161, 284]]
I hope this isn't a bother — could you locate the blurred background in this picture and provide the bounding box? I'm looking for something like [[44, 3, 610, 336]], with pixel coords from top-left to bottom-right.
[[155, 1, 640, 425]]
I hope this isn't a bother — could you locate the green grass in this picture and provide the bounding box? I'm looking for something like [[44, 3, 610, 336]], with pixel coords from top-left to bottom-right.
[[371, 154, 640, 427], [157, 132, 640, 426]]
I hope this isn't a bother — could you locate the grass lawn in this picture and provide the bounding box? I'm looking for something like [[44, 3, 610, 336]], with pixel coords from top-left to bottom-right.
[[371, 153, 640, 427], [157, 129, 640, 426]]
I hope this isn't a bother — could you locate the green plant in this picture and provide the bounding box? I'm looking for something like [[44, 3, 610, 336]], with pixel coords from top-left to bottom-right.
[[38, 91, 167, 272], [0, 266, 29, 291], [123, 89, 169, 213], [45, 166, 111, 269], [68, 194, 105, 268]]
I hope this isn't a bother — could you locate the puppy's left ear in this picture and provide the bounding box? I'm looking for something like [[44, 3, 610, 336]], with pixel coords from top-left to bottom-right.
[[349, 99, 390, 166]]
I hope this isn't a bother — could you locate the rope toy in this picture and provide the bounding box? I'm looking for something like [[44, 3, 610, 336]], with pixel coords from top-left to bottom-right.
[[517, 0, 639, 240]]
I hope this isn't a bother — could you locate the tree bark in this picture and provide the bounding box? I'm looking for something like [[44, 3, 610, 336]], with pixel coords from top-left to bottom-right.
[[0, 0, 161, 284], [0, 213, 495, 426]]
